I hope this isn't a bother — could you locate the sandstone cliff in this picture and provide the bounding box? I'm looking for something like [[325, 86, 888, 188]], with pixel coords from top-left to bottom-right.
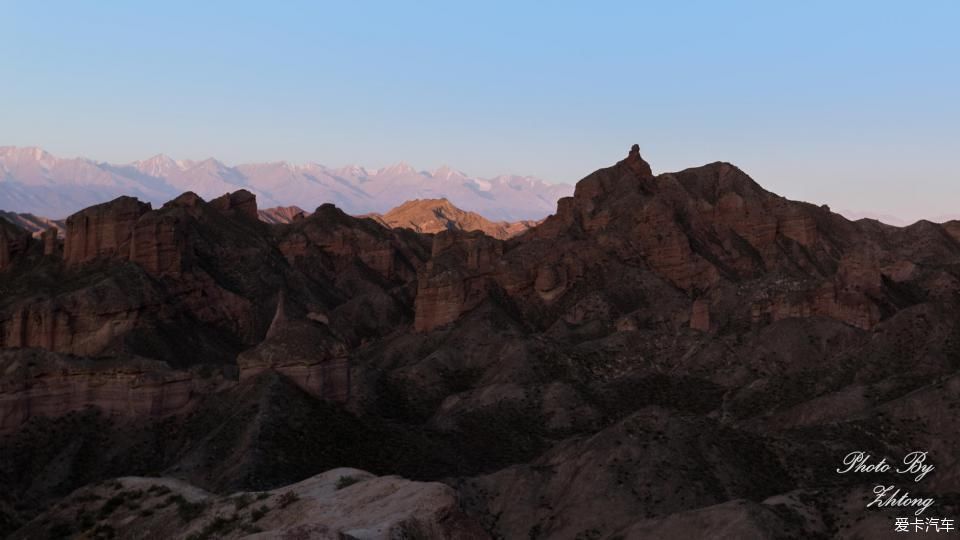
[[412, 145, 955, 333], [0, 219, 30, 271], [0, 349, 223, 432], [6, 145, 960, 539]]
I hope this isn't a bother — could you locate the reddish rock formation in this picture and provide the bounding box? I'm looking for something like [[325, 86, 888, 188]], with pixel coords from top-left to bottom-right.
[[238, 292, 351, 401], [7, 145, 960, 539], [0, 349, 222, 432], [624, 143, 654, 178], [60, 191, 263, 278], [412, 144, 904, 333], [209, 189, 258, 219], [414, 230, 504, 332], [129, 212, 189, 277], [41, 228, 58, 256], [0, 219, 30, 271], [63, 196, 151, 266], [371, 198, 536, 240], [62, 195, 189, 277], [690, 298, 710, 331], [167, 191, 205, 208], [277, 203, 429, 284]]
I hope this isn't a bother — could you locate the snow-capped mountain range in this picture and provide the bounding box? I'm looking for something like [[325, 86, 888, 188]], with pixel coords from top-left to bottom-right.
[[0, 146, 573, 221]]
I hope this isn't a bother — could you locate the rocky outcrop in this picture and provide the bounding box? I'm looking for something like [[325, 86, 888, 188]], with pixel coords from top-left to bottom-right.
[[237, 295, 351, 401], [41, 228, 58, 256], [12, 469, 488, 540], [63, 196, 152, 266], [0, 219, 30, 271], [8, 144, 960, 539], [690, 298, 710, 331], [209, 189, 258, 220], [414, 230, 504, 331], [0, 211, 64, 237], [373, 198, 537, 240], [411, 145, 923, 333], [0, 349, 221, 432], [277, 203, 430, 284], [258, 205, 309, 224], [129, 211, 189, 277], [61, 191, 261, 276]]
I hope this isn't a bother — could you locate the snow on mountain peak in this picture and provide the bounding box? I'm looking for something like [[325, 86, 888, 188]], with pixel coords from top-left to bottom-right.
[[379, 162, 417, 176], [134, 154, 181, 176], [0, 147, 571, 221], [431, 165, 467, 180]]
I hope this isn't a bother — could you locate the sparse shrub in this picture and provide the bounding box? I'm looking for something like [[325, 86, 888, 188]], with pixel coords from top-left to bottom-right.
[[187, 514, 239, 540], [335, 475, 361, 490], [75, 492, 103, 503], [251, 504, 270, 522], [98, 493, 127, 518], [278, 491, 299, 508], [108, 481, 122, 491], [197, 364, 215, 379], [91, 523, 116, 539], [232, 493, 253, 510], [241, 523, 264, 534], [147, 484, 171, 496], [172, 495, 208, 523], [76, 508, 96, 531], [47, 521, 72, 539]]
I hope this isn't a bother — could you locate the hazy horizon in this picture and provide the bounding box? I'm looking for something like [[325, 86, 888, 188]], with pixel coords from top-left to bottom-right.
[[3, 1, 958, 223]]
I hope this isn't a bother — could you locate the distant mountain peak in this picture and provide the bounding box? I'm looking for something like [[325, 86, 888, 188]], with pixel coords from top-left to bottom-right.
[[431, 166, 466, 180], [134, 154, 181, 176], [0, 147, 571, 221], [0, 146, 54, 163], [379, 162, 417, 175]]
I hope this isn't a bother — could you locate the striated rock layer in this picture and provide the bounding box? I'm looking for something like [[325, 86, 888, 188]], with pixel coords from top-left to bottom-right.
[[0, 349, 226, 432], [6, 145, 960, 539], [412, 145, 956, 333]]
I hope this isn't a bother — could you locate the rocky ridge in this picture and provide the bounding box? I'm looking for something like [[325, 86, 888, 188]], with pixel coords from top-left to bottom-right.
[[3, 145, 960, 538]]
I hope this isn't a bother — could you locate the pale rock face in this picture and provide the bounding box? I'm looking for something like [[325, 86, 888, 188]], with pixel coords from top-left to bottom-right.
[[15, 469, 489, 539], [258, 205, 308, 224]]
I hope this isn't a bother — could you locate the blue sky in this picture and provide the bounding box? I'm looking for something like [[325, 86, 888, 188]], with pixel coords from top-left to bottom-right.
[[2, 1, 958, 221]]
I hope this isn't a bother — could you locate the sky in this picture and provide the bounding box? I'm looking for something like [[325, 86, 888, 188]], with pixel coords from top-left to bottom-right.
[[2, 1, 958, 222]]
